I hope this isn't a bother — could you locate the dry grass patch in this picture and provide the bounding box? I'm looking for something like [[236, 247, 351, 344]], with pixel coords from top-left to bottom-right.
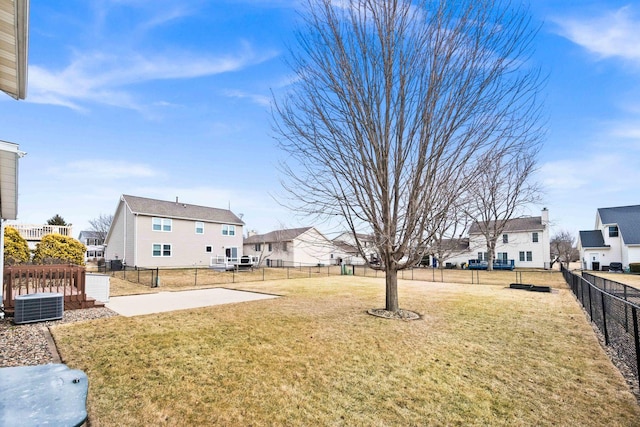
[[108, 266, 342, 295], [53, 277, 640, 426], [590, 272, 640, 289]]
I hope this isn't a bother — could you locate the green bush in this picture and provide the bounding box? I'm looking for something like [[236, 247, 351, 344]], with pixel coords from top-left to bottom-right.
[[32, 233, 86, 265], [4, 226, 30, 265], [630, 263, 640, 274]]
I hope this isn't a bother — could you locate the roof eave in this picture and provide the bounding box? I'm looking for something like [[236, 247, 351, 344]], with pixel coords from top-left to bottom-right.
[[0, 0, 29, 100]]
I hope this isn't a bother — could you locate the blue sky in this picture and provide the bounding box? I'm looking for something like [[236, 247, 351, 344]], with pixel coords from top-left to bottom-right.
[[1, 0, 639, 240]]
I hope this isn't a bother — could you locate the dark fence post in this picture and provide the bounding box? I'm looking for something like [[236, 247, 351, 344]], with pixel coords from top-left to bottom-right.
[[195, 268, 198, 286], [601, 291, 609, 345], [588, 282, 593, 320], [625, 286, 630, 332], [633, 307, 640, 391]]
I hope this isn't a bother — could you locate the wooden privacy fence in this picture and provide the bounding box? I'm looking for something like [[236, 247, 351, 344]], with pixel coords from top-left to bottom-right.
[[3, 265, 88, 311]]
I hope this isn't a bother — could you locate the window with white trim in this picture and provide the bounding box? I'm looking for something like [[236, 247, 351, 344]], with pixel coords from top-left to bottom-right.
[[254, 243, 261, 251], [153, 244, 172, 257], [502, 234, 508, 243], [526, 251, 533, 262], [222, 224, 236, 236], [532, 232, 539, 243], [152, 218, 172, 232], [497, 252, 508, 262], [195, 222, 204, 234], [519, 251, 525, 262]]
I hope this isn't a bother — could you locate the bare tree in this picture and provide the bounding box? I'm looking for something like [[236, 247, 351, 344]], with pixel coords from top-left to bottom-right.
[[466, 145, 541, 271], [274, 0, 544, 313], [88, 214, 113, 243], [550, 230, 578, 268], [430, 204, 472, 270]]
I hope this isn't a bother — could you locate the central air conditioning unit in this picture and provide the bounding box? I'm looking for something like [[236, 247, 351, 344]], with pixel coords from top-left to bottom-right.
[[14, 293, 64, 324]]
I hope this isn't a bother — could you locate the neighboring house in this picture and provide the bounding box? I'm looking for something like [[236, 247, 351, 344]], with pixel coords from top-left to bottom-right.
[[78, 230, 105, 261], [332, 232, 378, 265], [104, 195, 244, 268], [244, 227, 339, 267], [441, 208, 551, 269], [9, 224, 73, 250], [578, 205, 640, 271]]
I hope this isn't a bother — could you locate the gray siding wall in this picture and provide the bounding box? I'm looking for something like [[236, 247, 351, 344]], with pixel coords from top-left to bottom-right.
[[134, 215, 243, 267], [105, 201, 126, 262]]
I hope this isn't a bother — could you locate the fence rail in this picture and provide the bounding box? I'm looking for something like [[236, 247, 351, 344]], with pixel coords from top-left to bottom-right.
[[561, 266, 640, 390], [101, 262, 565, 291], [2, 264, 87, 311]]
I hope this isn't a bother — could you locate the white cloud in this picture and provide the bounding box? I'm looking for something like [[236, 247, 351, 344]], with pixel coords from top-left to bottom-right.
[[48, 160, 160, 179], [28, 44, 279, 112], [552, 6, 640, 64], [222, 89, 272, 107]]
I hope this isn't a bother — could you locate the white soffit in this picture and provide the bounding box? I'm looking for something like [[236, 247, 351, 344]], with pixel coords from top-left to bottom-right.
[[0, 0, 28, 100], [0, 140, 21, 220]]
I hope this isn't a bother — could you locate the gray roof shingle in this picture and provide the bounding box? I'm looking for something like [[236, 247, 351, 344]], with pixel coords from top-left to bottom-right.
[[598, 205, 640, 245], [122, 195, 244, 225], [469, 216, 543, 234], [244, 227, 313, 244], [579, 230, 608, 248]]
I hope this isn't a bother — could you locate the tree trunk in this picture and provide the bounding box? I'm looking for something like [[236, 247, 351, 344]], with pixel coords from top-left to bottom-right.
[[385, 268, 399, 312], [487, 242, 495, 271]]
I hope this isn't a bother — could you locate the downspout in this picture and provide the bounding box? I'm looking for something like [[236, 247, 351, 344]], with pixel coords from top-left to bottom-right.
[[134, 213, 138, 266], [123, 203, 126, 262]]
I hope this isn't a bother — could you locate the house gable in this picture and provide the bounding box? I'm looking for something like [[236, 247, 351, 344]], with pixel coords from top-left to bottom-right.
[[597, 205, 640, 245]]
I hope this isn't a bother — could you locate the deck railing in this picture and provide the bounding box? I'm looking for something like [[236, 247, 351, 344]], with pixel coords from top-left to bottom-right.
[[3, 265, 86, 311], [9, 224, 73, 241]]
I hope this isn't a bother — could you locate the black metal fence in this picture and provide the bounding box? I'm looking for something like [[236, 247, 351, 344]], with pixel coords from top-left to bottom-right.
[[561, 265, 640, 389], [99, 264, 159, 287], [97, 261, 564, 289]]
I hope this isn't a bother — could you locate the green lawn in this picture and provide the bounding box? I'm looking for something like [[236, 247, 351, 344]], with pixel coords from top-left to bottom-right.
[[52, 276, 640, 426]]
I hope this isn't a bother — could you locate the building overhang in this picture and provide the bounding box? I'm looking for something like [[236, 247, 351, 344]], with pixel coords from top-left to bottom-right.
[[0, 0, 29, 100], [0, 140, 23, 219]]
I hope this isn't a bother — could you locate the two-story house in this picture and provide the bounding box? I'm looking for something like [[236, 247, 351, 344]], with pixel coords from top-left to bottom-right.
[[243, 227, 338, 267], [104, 195, 244, 268], [78, 230, 105, 261], [440, 208, 551, 269], [332, 232, 378, 265], [578, 205, 640, 271]]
